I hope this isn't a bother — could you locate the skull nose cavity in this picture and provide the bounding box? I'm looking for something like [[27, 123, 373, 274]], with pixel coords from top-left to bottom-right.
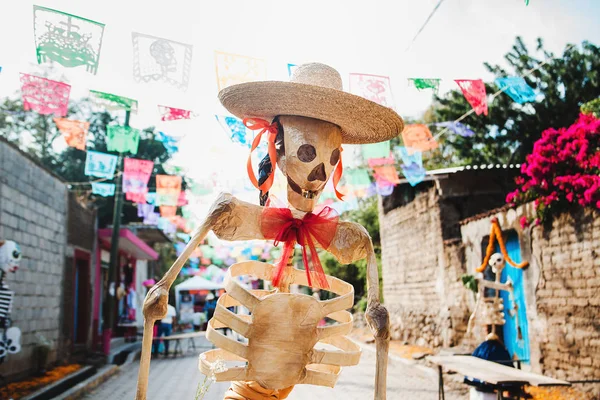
[[308, 163, 326, 182]]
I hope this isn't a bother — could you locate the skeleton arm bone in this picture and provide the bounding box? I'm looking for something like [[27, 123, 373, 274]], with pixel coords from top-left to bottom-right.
[[467, 284, 484, 336], [135, 193, 266, 400], [329, 222, 390, 400]]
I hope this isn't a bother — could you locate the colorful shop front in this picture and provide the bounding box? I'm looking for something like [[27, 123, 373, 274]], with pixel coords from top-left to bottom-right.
[[93, 228, 158, 353]]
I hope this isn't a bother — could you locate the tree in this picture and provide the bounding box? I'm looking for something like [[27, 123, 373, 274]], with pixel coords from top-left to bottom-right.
[[434, 37, 600, 165]]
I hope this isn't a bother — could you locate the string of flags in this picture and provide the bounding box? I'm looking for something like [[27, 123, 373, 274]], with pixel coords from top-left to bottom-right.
[[3, 3, 561, 234]]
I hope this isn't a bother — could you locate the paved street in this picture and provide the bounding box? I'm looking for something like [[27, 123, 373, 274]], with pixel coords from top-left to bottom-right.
[[84, 337, 463, 399]]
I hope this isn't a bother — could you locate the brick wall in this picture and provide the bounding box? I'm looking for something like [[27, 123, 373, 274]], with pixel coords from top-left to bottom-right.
[[461, 204, 600, 395], [0, 140, 67, 379], [530, 209, 600, 386], [380, 187, 448, 345]]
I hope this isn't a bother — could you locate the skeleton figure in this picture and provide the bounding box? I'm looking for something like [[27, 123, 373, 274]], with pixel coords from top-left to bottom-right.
[[467, 253, 521, 340], [0, 240, 23, 362], [135, 63, 404, 400]]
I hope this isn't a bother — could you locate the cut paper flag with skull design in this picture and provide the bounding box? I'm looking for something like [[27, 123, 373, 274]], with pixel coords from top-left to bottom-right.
[[214, 51, 267, 91], [455, 79, 488, 116], [156, 174, 182, 206], [20, 74, 70, 116], [89, 90, 138, 113], [132, 33, 192, 91], [495, 77, 537, 104], [434, 121, 475, 137], [401, 124, 438, 154], [409, 78, 440, 93], [158, 105, 193, 121], [84, 150, 117, 179], [155, 131, 179, 154], [33, 6, 105, 75], [91, 182, 115, 197], [349, 73, 395, 108], [123, 158, 154, 203], [107, 125, 140, 154], [54, 118, 89, 150]]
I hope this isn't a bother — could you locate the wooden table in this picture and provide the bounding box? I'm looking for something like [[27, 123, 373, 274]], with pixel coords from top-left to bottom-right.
[[428, 355, 570, 400], [161, 331, 207, 356]]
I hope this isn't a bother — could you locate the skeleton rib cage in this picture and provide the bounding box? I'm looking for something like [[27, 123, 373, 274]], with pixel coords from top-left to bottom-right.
[[199, 261, 361, 390]]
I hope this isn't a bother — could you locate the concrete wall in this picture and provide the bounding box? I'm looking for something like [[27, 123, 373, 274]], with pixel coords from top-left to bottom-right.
[[0, 140, 67, 379]]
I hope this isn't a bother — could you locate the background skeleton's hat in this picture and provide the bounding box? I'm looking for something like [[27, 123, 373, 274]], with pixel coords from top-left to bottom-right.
[[218, 63, 404, 144]]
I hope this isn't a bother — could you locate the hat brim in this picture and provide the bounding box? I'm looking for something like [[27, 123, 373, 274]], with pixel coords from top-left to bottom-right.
[[219, 81, 404, 145]]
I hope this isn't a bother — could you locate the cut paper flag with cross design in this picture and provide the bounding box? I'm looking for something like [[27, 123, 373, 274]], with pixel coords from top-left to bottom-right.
[[214, 51, 267, 91], [91, 182, 115, 197], [495, 77, 537, 104], [434, 121, 475, 137], [401, 124, 438, 154], [132, 33, 192, 91], [54, 118, 89, 150], [156, 174, 182, 206], [33, 6, 105, 75], [409, 78, 440, 93], [455, 79, 488, 116], [158, 105, 193, 121], [89, 90, 138, 112], [20, 74, 70, 116], [155, 131, 180, 154], [107, 125, 140, 154], [84, 150, 117, 179], [123, 158, 154, 203], [349, 73, 395, 108]]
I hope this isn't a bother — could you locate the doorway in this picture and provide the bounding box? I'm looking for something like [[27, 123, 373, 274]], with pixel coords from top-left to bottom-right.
[[73, 250, 91, 345]]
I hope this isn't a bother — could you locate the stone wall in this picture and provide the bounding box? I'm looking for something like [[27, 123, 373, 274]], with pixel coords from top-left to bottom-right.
[[0, 140, 67, 380]]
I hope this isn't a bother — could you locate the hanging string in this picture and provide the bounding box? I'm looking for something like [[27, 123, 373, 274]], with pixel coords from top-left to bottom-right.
[[431, 43, 577, 141], [65, 171, 123, 186], [405, 0, 447, 52]]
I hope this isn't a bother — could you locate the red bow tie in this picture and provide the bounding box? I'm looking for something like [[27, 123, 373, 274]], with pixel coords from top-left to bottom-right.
[[261, 206, 339, 289]]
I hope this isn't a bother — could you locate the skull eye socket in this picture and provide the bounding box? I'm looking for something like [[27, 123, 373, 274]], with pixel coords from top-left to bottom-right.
[[12, 250, 20, 259], [297, 144, 316, 163], [330, 148, 340, 166]]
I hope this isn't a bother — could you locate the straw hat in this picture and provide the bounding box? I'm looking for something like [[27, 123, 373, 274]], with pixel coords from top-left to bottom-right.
[[218, 63, 404, 144]]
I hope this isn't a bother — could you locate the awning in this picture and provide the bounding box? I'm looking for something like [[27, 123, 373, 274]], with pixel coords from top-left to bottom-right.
[[98, 228, 158, 261]]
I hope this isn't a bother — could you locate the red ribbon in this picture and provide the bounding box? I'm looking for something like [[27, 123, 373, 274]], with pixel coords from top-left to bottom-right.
[[244, 118, 278, 193], [332, 147, 344, 201], [261, 206, 339, 289]]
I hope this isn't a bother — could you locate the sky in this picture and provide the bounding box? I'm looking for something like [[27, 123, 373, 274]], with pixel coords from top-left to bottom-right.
[[1, 0, 599, 215]]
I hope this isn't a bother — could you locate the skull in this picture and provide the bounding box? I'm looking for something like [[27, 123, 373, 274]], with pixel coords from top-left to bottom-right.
[[488, 253, 505, 274], [276, 116, 342, 212], [0, 240, 22, 274]]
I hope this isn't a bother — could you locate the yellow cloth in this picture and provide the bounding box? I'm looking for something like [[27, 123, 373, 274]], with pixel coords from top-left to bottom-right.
[[224, 381, 294, 400]]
